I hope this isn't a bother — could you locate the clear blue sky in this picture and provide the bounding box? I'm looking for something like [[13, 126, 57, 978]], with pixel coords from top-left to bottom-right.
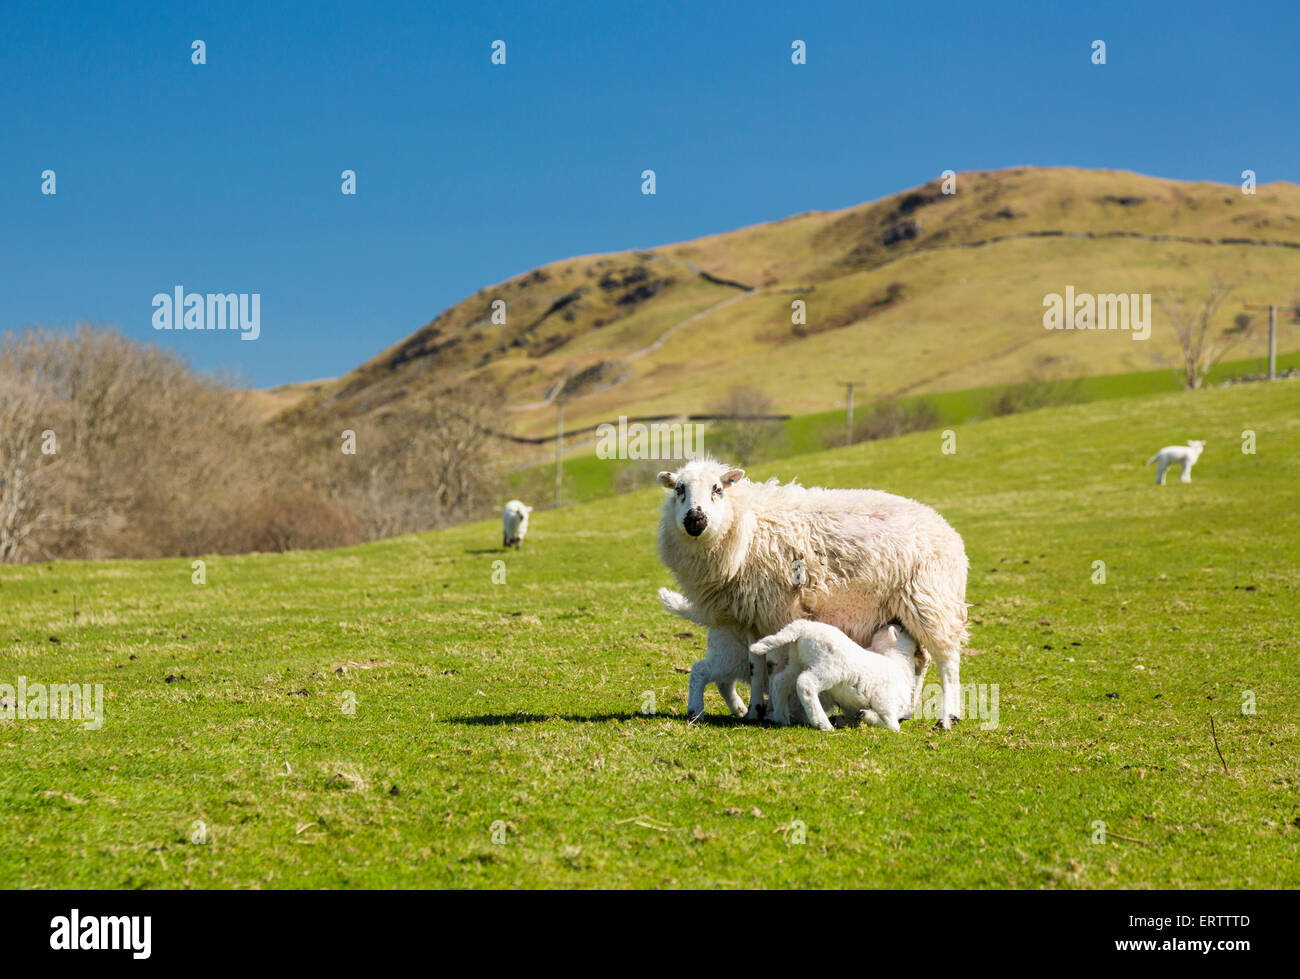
[[3, 0, 1297, 387]]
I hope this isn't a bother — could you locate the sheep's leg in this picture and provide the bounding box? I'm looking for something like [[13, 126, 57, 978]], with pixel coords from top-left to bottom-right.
[[746, 652, 770, 721], [1155, 460, 1167, 485], [795, 673, 834, 731], [910, 648, 931, 716], [932, 646, 962, 729], [715, 678, 747, 718], [1180, 460, 1193, 483]]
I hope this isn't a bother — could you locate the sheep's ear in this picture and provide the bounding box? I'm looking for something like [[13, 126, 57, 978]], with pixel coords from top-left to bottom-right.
[[722, 468, 745, 486], [658, 471, 677, 488], [523, 505, 533, 514], [887, 625, 899, 643]]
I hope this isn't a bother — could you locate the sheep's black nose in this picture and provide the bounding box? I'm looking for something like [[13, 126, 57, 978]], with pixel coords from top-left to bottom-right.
[[684, 507, 707, 536]]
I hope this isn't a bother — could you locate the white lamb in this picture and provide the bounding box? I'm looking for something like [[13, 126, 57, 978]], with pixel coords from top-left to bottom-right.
[[657, 458, 968, 728], [659, 587, 750, 718], [752, 620, 917, 732], [1145, 440, 1205, 484], [502, 499, 533, 549]]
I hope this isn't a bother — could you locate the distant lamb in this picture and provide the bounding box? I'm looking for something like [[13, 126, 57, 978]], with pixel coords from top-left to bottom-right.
[[1146, 440, 1205, 484], [752, 620, 917, 731], [502, 500, 533, 549], [657, 458, 969, 728]]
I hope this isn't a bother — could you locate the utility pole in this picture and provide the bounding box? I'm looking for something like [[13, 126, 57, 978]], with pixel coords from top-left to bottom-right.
[[836, 378, 866, 447], [555, 402, 563, 506], [1242, 301, 1285, 380]]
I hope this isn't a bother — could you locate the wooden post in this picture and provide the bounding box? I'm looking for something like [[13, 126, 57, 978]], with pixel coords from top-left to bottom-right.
[[1268, 304, 1277, 380], [1243, 301, 1283, 381], [836, 379, 866, 447]]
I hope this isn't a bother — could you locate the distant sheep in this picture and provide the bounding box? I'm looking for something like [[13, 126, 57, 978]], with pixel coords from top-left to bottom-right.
[[502, 500, 533, 549], [1146, 440, 1205, 484], [657, 458, 968, 728], [752, 620, 917, 731]]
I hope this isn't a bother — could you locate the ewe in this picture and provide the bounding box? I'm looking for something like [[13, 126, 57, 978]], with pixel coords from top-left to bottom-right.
[[657, 458, 969, 727]]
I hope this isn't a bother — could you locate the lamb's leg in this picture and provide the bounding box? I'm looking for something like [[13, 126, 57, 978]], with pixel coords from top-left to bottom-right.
[[687, 659, 711, 720], [1180, 460, 1193, 483], [768, 662, 796, 725], [1156, 460, 1167, 485], [932, 645, 962, 729], [715, 678, 747, 718], [746, 651, 769, 721], [795, 673, 834, 731]]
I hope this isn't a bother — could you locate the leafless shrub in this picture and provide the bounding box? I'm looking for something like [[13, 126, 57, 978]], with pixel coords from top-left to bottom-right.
[[0, 326, 502, 561], [1159, 275, 1252, 390], [707, 387, 787, 465]]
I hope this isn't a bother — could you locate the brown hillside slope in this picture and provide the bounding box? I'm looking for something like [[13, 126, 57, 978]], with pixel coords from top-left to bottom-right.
[[277, 167, 1300, 441]]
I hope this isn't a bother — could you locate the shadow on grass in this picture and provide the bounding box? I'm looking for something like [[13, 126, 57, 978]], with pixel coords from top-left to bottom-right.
[[443, 711, 750, 727]]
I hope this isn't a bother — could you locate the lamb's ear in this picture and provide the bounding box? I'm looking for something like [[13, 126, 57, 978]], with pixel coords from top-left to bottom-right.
[[721, 468, 745, 486], [523, 505, 533, 514], [658, 471, 677, 488], [887, 625, 899, 643]]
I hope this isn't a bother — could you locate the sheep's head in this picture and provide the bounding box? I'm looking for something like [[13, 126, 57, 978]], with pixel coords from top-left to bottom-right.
[[658, 459, 745, 540], [1187, 439, 1206, 452]]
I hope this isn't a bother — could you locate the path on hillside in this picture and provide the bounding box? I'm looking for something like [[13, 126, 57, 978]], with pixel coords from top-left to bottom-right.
[[507, 272, 757, 412]]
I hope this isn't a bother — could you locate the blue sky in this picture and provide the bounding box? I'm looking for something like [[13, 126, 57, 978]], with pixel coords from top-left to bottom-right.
[[3, 0, 1297, 387]]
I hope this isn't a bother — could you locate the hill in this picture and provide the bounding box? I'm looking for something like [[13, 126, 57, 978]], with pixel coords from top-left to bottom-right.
[[275, 167, 1300, 443], [3, 379, 1298, 887]]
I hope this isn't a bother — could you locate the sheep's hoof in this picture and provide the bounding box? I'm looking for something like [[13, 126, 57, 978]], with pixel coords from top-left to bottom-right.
[[932, 715, 960, 730]]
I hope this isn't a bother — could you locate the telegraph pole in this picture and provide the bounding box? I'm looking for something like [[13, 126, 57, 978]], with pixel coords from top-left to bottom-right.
[[1242, 301, 1285, 380], [836, 378, 866, 447], [555, 402, 564, 506]]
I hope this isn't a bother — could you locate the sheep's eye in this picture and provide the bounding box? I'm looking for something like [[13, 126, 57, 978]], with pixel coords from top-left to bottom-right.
[[712, 485, 722, 498], [675, 485, 685, 497]]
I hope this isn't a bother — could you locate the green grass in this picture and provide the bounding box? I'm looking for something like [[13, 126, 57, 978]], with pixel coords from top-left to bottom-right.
[[3, 380, 1299, 888], [506, 351, 1300, 504]]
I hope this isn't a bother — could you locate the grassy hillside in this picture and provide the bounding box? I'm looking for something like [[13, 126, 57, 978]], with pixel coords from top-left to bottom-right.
[[2, 380, 1299, 887], [275, 167, 1300, 443], [504, 351, 1300, 506]]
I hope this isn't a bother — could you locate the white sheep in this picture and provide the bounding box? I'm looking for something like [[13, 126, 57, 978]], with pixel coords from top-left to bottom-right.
[[502, 500, 533, 549], [657, 458, 968, 728], [1146, 440, 1205, 484], [752, 620, 917, 731]]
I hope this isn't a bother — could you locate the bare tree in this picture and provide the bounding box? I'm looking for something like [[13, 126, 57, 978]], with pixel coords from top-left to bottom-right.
[[708, 387, 785, 465], [0, 363, 64, 561], [1159, 276, 1253, 390]]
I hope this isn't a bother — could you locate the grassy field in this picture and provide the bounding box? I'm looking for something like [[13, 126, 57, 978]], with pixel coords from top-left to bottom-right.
[[506, 351, 1300, 505], [2, 380, 1299, 888]]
